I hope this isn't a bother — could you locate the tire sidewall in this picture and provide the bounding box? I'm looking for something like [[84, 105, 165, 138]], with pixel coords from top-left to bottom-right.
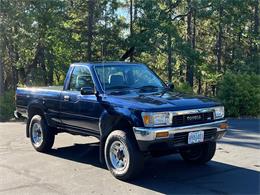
[[181, 142, 216, 164], [104, 130, 143, 180], [105, 133, 130, 176], [29, 115, 50, 152], [181, 144, 204, 161]]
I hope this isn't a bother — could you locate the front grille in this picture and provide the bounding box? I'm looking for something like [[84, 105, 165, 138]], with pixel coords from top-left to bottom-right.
[[173, 128, 217, 146], [172, 112, 214, 127]]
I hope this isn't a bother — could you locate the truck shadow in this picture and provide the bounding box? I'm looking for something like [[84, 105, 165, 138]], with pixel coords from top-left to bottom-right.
[[219, 129, 260, 149], [49, 142, 102, 168], [48, 143, 259, 194], [132, 155, 259, 194]]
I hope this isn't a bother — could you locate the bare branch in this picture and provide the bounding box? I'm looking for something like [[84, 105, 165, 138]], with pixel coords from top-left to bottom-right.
[[164, 0, 182, 14], [172, 12, 190, 21]]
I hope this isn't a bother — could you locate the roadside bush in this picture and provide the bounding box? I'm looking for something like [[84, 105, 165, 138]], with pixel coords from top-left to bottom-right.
[[217, 73, 260, 117], [0, 91, 15, 122], [175, 82, 193, 94]]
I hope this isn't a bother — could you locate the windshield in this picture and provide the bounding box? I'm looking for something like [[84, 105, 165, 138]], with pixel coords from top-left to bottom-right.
[[94, 64, 166, 91]]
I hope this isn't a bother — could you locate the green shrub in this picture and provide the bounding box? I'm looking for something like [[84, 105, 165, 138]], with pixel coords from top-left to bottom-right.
[[175, 82, 194, 94], [0, 91, 15, 122], [217, 73, 260, 117]]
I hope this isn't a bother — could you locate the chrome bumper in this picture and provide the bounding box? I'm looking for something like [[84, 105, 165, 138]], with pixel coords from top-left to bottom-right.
[[133, 120, 227, 141], [14, 110, 22, 119]]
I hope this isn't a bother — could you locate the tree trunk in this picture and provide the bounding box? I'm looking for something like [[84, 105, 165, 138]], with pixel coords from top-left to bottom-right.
[[47, 51, 54, 85], [55, 72, 61, 83], [254, 0, 259, 35], [0, 54, 4, 96], [197, 77, 202, 94], [186, 0, 194, 87], [192, 8, 196, 50], [25, 44, 40, 79], [11, 66, 18, 90], [87, 0, 95, 61], [134, 0, 138, 21], [18, 67, 26, 85], [3, 35, 18, 90], [186, 0, 192, 47], [130, 0, 134, 62], [102, 10, 108, 60], [252, 0, 259, 61], [205, 82, 208, 96], [48, 65, 54, 85], [216, 4, 223, 73], [193, 8, 198, 93], [38, 45, 48, 85], [167, 34, 172, 83]]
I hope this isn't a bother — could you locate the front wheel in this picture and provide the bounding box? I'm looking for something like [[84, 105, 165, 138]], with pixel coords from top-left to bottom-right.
[[104, 130, 144, 181], [180, 142, 216, 164], [29, 115, 55, 152]]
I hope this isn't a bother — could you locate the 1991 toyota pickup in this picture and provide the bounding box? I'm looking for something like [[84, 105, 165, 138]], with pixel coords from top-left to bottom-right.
[[15, 62, 227, 180]]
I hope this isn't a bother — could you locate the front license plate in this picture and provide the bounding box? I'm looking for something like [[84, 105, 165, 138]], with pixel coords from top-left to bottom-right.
[[188, 131, 204, 144]]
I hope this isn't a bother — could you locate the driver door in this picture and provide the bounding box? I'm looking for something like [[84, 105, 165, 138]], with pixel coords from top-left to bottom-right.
[[60, 66, 103, 135]]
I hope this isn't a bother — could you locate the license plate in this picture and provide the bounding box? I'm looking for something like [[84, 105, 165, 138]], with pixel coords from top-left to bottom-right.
[[188, 131, 204, 144]]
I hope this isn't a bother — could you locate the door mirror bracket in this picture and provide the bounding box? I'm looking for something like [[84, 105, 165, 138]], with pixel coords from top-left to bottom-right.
[[80, 86, 101, 99], [80, 87, 94, 95], [167, 83, 175, 90]]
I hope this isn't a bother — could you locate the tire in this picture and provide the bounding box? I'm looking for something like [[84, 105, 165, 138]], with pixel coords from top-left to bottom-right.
[[180, 142, 216, 164], [104, 130, 144, 181], [29, 115, 55, 152]]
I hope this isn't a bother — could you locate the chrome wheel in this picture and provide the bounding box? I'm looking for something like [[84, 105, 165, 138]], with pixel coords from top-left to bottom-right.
[[31, 123, 43, 147], [109, 140, 130, 171]]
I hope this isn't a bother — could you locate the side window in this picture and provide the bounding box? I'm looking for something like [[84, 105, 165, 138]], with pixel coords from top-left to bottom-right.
[[69, 66, 94, 91]]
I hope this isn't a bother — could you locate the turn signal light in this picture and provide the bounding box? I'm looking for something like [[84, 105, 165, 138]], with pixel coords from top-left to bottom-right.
[[156, 131, 169, 138], [143, 115, 150, 126], [219, 123, 228, 129]]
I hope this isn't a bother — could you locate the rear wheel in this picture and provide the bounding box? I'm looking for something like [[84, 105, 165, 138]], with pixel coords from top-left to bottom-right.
[[180, 142, 216, 164], [29, 115, 55, 152], [104, 130, 144, 181]]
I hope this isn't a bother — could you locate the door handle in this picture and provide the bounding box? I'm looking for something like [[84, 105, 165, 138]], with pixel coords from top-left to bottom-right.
[[64, 95, 70, 101]]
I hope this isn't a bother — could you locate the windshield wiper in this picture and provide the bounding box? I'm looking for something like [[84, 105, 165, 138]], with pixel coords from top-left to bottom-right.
[[135, 85, 162, 92], [106, 86, 131, 90]]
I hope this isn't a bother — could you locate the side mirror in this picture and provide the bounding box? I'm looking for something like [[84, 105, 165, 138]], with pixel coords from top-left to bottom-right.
[[80, 87, 94, 95], [167, 83, 175, 90]]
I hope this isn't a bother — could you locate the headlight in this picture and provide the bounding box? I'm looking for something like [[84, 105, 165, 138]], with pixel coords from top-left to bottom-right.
[[214, 106, 225, 119], [142, 112, 172, 127]]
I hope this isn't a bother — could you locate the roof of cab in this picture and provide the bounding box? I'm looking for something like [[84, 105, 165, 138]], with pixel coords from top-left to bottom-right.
[[71, 61, 144, 67]]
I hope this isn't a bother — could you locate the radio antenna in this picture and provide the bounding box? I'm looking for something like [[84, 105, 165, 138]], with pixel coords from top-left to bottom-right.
[[101, 42, 106, 96]]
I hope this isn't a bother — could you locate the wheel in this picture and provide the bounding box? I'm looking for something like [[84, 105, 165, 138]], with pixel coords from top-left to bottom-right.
[[180, 142, 216, 164], [104, 130, 144, 181], [29, 115, 55, 152]]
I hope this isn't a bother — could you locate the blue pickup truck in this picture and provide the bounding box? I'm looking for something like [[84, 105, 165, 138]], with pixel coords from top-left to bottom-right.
[[15, 62, 227, 180]]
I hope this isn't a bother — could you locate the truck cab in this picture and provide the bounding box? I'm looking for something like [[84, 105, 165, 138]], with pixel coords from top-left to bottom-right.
[[15, 62, 227, 180]]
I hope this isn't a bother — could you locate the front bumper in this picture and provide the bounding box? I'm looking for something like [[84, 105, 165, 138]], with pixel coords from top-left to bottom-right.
[[14, 110, 22, 119], [133, 120, 227, 152]]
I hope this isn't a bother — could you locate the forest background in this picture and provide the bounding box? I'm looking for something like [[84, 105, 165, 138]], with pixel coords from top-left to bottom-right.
[[0, 0, 259, 121]]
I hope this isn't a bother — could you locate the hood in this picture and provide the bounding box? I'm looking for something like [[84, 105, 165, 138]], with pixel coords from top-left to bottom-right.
[[103, 90, 221, 112]]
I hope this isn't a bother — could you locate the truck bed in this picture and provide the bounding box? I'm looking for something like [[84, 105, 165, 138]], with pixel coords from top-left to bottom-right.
[[18, 86, 63, 91], [16, 86, 63, 118]]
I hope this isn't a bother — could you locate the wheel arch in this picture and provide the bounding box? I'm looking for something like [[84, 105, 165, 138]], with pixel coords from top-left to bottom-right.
[[100, 114, 134, 138], [98, 112, 138, 165], [26, 104, 46, 138]]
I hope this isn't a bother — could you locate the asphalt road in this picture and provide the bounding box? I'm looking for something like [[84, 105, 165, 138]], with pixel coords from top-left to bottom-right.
[[0, 119, 259, 195]]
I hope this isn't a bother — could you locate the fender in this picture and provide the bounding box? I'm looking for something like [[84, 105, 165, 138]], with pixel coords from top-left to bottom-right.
[[26, 100, 47, 137], [98, 104, 143, 165], [27, 100, 47, 118], [99, 104, 143, 139]]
